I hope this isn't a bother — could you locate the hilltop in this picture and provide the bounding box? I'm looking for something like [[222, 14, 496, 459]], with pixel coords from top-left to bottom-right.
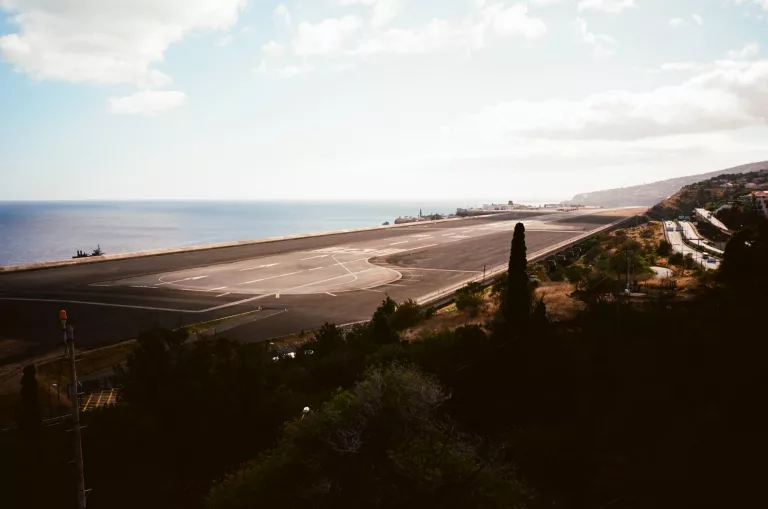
[[567, 161, 768, 207]]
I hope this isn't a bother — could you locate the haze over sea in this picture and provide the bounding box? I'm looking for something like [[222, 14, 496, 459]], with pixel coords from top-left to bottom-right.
[[0, 199, 560, 266]]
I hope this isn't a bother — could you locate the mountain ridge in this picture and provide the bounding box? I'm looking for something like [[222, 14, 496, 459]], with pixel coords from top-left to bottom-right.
[[567, 161, 768, 207]]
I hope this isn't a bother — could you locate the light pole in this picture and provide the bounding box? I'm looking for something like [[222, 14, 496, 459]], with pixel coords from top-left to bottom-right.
[[52, 383, 60, 418], [60, 310, 87, 509]]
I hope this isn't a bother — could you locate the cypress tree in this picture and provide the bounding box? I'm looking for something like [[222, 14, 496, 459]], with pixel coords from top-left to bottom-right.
[[505, 222, 530, 332], [20, 364, 41, 436]]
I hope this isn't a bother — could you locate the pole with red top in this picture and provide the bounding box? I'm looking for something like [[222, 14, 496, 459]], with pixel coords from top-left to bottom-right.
[[61, 310, 87, 508]]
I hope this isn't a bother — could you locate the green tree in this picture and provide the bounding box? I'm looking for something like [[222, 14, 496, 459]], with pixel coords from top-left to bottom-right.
[[566, 264, 592, 292], [206, 364, 531, 509], [505, 222, 530, 332], [390, 299, 424, 331], [305, 322, 344, 357], [656, 240, 671, 257], [20, 364, 41, 436], [455, 282, 484, 316]]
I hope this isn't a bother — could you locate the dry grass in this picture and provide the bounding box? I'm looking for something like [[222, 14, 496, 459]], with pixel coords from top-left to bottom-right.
[[34, 340, 137, 388], [535, 282, 585, 322]]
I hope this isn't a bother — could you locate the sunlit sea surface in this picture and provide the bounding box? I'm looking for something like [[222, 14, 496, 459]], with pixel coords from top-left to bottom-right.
[[0, 200, 497, 266]]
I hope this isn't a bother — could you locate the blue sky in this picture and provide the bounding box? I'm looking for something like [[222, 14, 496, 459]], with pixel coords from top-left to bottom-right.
[[1, 0, 767, 201]]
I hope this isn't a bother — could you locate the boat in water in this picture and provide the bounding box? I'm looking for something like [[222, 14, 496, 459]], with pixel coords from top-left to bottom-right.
[[73, 245, 105, 259]]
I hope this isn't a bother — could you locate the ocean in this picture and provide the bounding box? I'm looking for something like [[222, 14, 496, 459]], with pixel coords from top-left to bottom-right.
[[0, 200, 471, 266]]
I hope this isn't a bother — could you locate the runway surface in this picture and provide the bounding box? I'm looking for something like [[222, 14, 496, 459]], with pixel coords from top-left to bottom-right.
[[0, 209, 631, 358]]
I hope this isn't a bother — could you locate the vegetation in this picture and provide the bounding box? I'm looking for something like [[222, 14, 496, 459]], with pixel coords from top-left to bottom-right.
[[2, 217, 768, 509]]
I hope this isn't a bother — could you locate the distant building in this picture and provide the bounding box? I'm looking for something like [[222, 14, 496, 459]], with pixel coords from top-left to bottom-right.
[[745, 182, 759, 189], [753, 191, 768, 218]]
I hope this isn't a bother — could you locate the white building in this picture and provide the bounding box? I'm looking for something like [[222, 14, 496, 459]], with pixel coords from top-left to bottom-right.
[[753, 191, 768, 219]]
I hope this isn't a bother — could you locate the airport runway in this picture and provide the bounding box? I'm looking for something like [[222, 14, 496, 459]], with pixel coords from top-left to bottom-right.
[[0, 209, 632, 358]]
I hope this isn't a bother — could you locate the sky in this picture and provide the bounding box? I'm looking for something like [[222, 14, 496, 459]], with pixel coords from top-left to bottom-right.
[[1, 0, 767, 202]]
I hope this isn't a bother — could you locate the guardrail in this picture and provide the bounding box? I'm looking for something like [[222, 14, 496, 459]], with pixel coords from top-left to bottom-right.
[[415, 215, 639, 308]]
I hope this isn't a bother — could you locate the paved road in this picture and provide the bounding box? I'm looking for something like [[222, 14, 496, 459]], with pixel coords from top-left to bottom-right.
[[0, 209, 630, 356], [664, 222, 720, 270], [679, 221, 724, 255], [694, 208, 730, 233]]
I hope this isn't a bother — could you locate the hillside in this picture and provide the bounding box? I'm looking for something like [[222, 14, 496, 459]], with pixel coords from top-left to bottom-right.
[[568, 161, 768, 207]]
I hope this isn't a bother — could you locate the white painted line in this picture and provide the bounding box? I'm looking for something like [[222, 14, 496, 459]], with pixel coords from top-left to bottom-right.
[[207, 287, 227, 292], [238, 263, 279, 272], [301, 255, 328, 261], [309, 266, 324, 271], [389, 241, 409, 246], [383, 283, 407, 287], [400, 267, 482, 273], [130, 286, 157, 289], [216, 292, 232, 298], [238, 271, 304, 286], [326, 292, 337, 297], [360, 288, 384, 293], [90, 284, 113, 287], [408, 244, 438, 250], [442, 234, 455, 237], [157, 275, 209, 286]]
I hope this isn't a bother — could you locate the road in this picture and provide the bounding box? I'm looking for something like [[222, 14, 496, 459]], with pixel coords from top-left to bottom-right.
[[694, 208, 730, 233], [679, 221, 724, 256], [664, 222, 720, 270], [0, 209, 635, 357]]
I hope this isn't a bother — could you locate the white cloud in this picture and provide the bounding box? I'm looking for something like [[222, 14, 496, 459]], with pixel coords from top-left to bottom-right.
[[669, 17, 688, 28], [530, 0, 564, 5], [216, 34, 234, 47], [727, 42, 760, 59], [275, 63, 314, 78], [261, 40, 285, 58], [255, 60, 314, 78], [335, 0, 402, 27], [729, 0, 768, 12], [293, 16, 363, 57], [274, 4, 292, 26], [351, 3, 546, 56], [574, 17, 615, 58], [109, 90, 187, 116], [692, 14, 703, 26], [0, 0, 246, 87], [660, 62, 705, 72], [578, 0, 636, 13], [450, 59, 768, 141]]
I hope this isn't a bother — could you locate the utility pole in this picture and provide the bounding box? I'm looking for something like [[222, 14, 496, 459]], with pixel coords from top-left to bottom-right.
[[625, 248, 631, 294], [60, 310, 87, 509]]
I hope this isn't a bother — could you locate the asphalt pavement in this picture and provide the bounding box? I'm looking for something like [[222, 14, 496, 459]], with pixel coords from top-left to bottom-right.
[[0, 209, 630, 356]]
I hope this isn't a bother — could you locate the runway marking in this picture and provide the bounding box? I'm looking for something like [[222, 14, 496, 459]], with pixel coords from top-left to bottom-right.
[[239, 263, 279, 272], [130, 286, 157, 289], [238, 271, 304, 286], [409, 244, 438, 250], [360, 288, 384, 293], [326, 292, 337, 297], [272, 267, 375, 295], [400, 267, 482, 273], [208, 287, 227, 292], [216, 292, 232, 298], [90, 284, 114, 287], [410, 234, 433, 238], [309, 266, 324, 271], [389, 241, 409, 246], [442, 234, 455, 237], [383, 283, 406, 287], [301, 255, 328, 261], [157, 275, 208, 285]]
